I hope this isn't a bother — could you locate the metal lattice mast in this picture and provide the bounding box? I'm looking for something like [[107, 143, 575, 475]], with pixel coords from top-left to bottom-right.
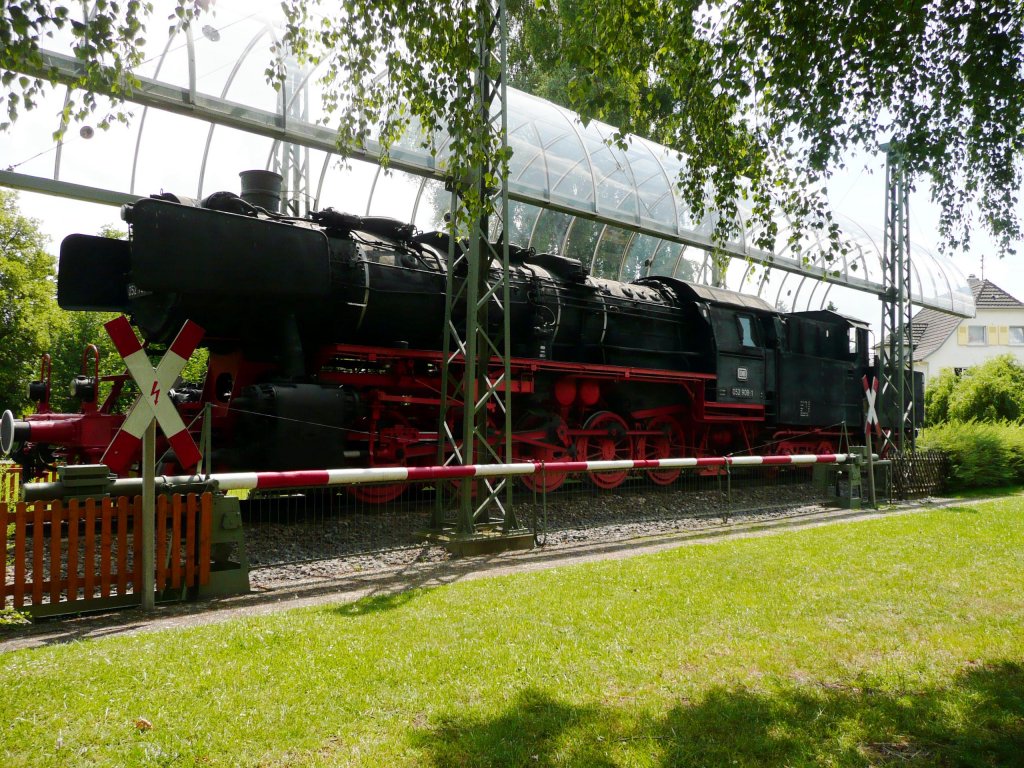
[[433, 0, 517, 537], [880, 145, 916, 453], [274, 58, 311, 216]]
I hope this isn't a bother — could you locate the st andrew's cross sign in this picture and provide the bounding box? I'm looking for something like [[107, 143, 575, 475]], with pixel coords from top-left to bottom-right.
[[101, 316, 205, 475], [862, 374, 882, 438]]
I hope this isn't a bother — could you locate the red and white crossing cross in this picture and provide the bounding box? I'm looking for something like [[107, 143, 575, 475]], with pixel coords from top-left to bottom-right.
[[101, 316, 205, 475], [862, 374, 882, 437]]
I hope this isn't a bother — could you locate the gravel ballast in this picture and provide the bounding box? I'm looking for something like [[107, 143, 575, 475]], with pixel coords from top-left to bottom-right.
[[247, 482, 834, 590]]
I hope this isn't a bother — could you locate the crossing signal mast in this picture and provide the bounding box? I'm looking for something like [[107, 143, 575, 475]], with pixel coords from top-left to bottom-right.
[[104, 316, 206, 611], [431, 0, 526, 548], [879, 143, 916, 454]]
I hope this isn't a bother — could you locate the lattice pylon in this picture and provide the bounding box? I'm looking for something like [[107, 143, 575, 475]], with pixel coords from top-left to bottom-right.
[[879, 145, 916, 454], [273, 55, 311, 216], [433, 0, 518, 537]]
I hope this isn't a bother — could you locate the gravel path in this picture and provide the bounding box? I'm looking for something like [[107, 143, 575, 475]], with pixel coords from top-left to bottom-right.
[[246, 482, 832, 590]]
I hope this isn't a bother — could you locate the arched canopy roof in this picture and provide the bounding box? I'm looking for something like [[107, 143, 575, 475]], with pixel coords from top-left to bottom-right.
[[0, 1, 974, 320]]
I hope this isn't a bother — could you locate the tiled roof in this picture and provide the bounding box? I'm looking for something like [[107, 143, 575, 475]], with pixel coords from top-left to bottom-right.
[[969, 276, 1024, 308], [905, 276, 1023, 360], [907, 307, 962, 360]]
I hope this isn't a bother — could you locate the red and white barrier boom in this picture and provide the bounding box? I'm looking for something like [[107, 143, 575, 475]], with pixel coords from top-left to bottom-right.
[[196, 453, 854, 491], [23, 453, 858, 500]]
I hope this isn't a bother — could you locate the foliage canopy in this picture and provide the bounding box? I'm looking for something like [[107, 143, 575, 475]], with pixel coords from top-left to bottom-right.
[[0, 189, 58, 414], [925, 354, 1024, 424], [0, 197, 130, 414], [1, 1, 1023, 254]]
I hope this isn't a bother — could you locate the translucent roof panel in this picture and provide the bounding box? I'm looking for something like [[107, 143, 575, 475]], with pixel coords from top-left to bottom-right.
[[0, 0, 975, 319]]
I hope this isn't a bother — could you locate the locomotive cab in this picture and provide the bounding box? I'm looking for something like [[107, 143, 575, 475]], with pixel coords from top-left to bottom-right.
[[776, 310, 869, 428], [650, 281, 779, 407]]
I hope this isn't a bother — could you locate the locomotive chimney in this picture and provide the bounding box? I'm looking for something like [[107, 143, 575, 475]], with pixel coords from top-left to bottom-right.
[[239, 169, 283, 213]]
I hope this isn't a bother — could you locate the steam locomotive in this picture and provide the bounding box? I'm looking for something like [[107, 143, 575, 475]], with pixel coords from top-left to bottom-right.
[[1, 173, 872, 501]]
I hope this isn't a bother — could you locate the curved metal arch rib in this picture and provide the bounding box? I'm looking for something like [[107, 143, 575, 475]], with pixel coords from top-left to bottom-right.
[[2, 43, 978, 318], [197, 26, 272, 199]]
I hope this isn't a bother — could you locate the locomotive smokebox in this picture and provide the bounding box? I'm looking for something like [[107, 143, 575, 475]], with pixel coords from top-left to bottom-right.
[[239, 169, 283, 213]]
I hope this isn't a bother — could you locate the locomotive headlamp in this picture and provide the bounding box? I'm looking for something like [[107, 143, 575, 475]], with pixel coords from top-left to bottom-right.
[[1, 410, 14, 454], [27, 380, 47, 403], [69, 375, 97, 402], [1, 410, 28, 456]]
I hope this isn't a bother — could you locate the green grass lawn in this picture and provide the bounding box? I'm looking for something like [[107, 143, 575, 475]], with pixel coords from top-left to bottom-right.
[[942, 485, 1024, 501], [2, 501, 1023, 767]]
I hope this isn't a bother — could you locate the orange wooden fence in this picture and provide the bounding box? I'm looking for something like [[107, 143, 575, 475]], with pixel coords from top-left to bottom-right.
[[2, 493, 212, 613]]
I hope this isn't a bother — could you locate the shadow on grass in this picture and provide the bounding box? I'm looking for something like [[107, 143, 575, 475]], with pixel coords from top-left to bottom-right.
[[410, 661, 1024, 766], [409, 688, 623, 767], [332, 587, 435, 616]]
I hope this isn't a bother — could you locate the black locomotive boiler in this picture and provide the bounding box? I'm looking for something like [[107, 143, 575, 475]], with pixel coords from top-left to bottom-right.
[[2, 179, 872, 501]]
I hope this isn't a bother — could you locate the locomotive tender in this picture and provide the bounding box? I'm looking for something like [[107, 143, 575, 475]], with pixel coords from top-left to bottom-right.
[[1, 177, 871, 500]]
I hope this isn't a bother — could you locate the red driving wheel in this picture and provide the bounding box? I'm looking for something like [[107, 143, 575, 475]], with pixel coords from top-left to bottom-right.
[[514, 415, 571, 493], [576, 411, 632, 489], [348, 415, 415, 504], [636, 416, 687, 485]]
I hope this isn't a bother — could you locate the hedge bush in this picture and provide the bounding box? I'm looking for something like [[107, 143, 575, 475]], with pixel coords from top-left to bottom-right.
[[925, 355, 1024, 424], [918, 420, 1024, 490], [923, 367, 958, 424]]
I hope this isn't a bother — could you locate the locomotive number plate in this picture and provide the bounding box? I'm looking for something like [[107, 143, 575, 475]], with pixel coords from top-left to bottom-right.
[[730, 387, 754, 398]]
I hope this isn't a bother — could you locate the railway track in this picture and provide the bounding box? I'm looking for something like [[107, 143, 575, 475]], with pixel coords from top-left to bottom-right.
[[245, 478, 832, 588]]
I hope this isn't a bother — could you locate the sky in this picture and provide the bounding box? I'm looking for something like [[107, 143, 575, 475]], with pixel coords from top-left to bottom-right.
[[2, 0, 1022, 333]]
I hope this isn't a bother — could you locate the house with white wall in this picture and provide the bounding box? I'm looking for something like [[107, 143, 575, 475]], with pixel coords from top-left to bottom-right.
[[911, 276, 1024, 383]]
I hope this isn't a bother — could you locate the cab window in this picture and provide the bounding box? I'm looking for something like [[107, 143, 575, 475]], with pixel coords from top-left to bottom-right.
[[737, 315, 757, 347]]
